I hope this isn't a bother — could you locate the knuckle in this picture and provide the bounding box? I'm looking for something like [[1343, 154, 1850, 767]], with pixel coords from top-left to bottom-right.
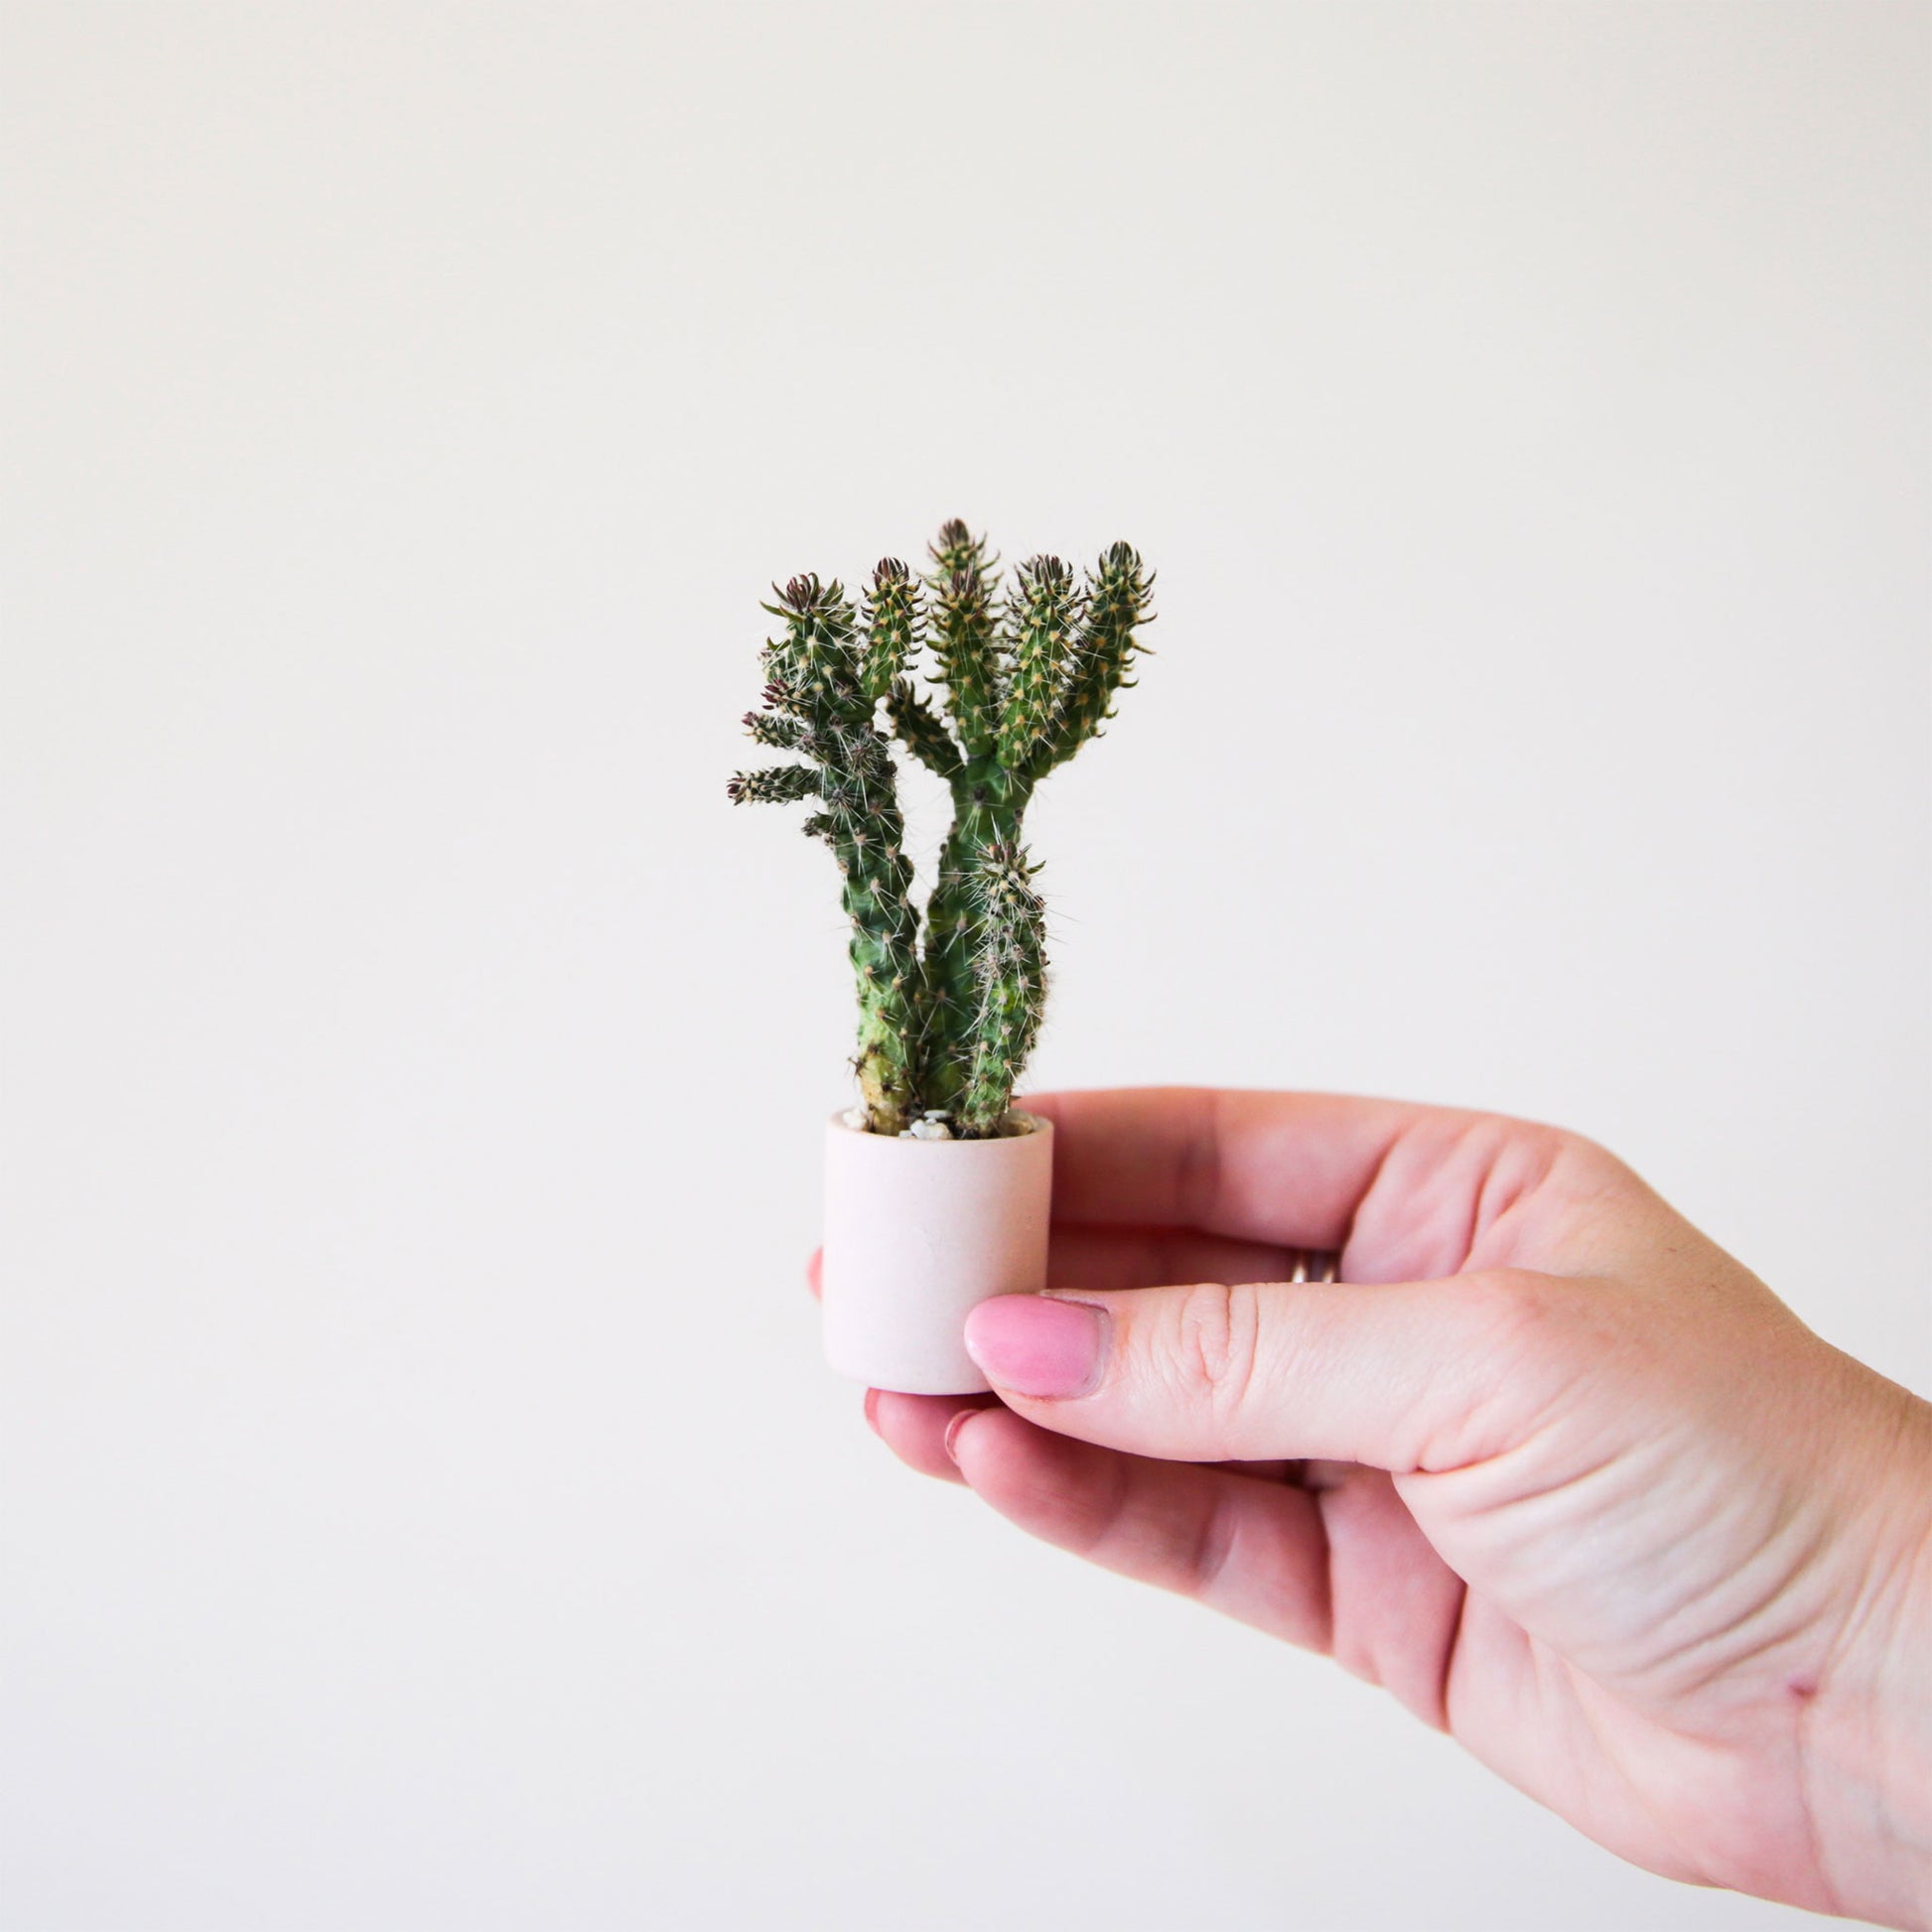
[[1163, 1281, 1264, 1415], [1457, 1268, 1571, 1355], [1449, 1268, 1663, 1439], [1520, 1118, 1646, 1205], [1547, 1125, 1630, 1188], [1512, 1121, 1574, 1173], [1482, 1113, 1633, 1200]]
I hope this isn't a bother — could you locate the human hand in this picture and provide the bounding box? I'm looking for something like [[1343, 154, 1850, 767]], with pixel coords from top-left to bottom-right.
[[838, 1088, 1932, 1929]]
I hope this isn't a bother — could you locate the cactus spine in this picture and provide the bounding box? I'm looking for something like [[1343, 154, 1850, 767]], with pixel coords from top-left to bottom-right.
[[730, 524, 1154, 1138]]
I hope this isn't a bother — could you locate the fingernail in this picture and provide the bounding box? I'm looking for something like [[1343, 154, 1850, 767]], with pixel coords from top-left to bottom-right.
[[942, 1409, 977, 1463], [863, 1387, 882, 1436], [964, 1295, 1108, 1398]]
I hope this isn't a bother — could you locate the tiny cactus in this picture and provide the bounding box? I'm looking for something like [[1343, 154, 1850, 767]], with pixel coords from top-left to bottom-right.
[[729, 521, 1155, 1138]]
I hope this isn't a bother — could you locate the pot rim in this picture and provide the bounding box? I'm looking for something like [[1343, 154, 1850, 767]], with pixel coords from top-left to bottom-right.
[[825, 1107, 1049, 1144]]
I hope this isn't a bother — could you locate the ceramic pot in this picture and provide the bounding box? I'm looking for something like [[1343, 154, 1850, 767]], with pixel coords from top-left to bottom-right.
[[821, 1110, 1054, 1394]]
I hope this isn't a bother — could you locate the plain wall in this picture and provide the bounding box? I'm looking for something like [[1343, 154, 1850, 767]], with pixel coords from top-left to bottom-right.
[[3, 4, 1926, 1928]]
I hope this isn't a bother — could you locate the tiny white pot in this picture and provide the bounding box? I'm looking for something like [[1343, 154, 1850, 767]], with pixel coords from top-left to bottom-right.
[[821, 1110, 1054, 1395]]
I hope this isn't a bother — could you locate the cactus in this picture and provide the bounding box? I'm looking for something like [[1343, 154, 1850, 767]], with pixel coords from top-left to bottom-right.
[[729, 524, 1155, 1138]]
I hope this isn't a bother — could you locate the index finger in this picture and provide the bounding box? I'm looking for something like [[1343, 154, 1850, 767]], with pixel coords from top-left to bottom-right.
[[1017, 1086, 1456, 1257]]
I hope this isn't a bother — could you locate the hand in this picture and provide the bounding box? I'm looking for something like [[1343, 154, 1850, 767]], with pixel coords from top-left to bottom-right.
[[841, 1088, 1932, 1929]]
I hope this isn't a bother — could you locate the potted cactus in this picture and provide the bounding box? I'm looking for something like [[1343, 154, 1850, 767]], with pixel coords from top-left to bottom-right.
[[729, 519, 1155, 1392]]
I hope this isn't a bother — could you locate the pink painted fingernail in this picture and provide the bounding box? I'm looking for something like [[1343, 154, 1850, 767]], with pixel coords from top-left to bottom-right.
[[942, 1409, 977, 1463], [863, 1387, 882, 1436], [964, 1295, 1108, 1398]]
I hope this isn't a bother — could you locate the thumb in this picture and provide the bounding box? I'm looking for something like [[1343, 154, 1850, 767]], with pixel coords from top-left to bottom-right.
[[961, 1274, 1557, 1471]]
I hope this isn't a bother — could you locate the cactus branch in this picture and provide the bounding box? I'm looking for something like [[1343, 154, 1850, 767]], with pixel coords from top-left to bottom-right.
[[885, 678, 964, 782], [726, 763, 818, 805], [998, 554, 1085, 777], [929, 517, 998, 585], [732, 573, 922, 1135], [742, 709, 806, 751], [859, 558, 923, 704], [1040, 541, 1157, 772], [925, 521, 1003, 759], [955, 840, 1048, 1138]]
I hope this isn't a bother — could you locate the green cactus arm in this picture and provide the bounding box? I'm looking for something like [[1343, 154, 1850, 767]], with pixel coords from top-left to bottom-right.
[[806, 748, 925, 1136], [954, 840, 1048, 1138], [742, 709, 806, 751], [911, 759, 1035, 1117], [911, 834, 977, 1114], [1037, 540, 1156, 772], [884, 677, 964, 782], [736, 574, 923, 1134], [759, 574, 865, 723], [928, 516, 998, 585], [726, 762, 819, 806], [819, 785, 922, 1136], [924, 520, 1003, 759], [928, 569, 1002, 759], [997, 554, 1085, 774], [859, 558, 923, 704]]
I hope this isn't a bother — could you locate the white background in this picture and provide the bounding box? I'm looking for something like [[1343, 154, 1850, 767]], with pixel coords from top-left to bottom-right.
[[4, 4, 1926, 1928]]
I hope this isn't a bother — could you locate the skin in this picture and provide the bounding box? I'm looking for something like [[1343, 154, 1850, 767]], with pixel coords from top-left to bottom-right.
[[813, 1087, 1932, 1929]]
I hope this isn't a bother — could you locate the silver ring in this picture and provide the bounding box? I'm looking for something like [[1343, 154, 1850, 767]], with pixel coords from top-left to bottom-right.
[[1287, 1247, 1341, 1284]]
